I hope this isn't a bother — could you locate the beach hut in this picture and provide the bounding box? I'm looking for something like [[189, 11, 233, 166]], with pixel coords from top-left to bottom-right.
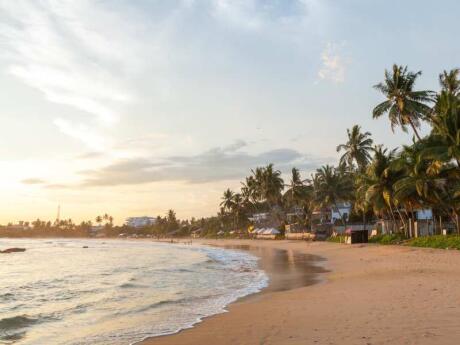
[[258, 228, 280, 240]]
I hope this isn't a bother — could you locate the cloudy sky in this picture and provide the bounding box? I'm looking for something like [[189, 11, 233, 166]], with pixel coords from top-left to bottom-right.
[[0, 0, 458, 224]]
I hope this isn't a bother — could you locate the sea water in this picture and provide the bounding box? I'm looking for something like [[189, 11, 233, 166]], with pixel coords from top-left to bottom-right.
[[0, 239, 268, 344]]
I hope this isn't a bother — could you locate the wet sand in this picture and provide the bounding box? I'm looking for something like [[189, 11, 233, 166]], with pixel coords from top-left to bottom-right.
[[141, 239, 460, 345], [217, 244, 328, 293]]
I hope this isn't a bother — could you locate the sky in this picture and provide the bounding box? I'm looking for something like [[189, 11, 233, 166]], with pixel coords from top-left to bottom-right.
[[0, 0, 459, 224]]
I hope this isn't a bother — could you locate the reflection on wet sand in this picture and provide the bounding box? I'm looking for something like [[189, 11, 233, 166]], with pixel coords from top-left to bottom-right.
[[221, 245, 328, 293]]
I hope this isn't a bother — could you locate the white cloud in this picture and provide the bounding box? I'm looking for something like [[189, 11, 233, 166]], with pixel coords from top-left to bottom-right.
[[54, 118, 108, 152], [318, 42, 349, 84], [0, 1, 137, 124]]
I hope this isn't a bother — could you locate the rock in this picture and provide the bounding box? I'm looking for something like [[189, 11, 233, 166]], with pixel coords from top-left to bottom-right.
[[82, 246, 89, 248], [0, 248, 26, 254]]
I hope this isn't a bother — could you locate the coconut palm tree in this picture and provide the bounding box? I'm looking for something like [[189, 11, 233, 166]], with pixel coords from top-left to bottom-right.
[[425, 89, 460, 167], [336, 125, 374, 171], [439, 68, 460, 96], [373, 64, 434, 141], [95, 215, 102, 227], [284, 168, 305, 207], [314, 165, 353, 226], [261, 164, 284, 207], [241, 175, 259, 210], [220, 189, 235, 212], [362, 146, 402, 229], [231, 193, 244, 229]]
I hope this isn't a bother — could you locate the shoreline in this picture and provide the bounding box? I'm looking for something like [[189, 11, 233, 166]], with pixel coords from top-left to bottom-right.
[[140, 239, 460, 345], [135, 241, 328, 344]]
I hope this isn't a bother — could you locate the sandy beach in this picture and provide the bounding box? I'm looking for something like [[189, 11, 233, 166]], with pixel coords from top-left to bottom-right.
[[140, 240, 460, 345]]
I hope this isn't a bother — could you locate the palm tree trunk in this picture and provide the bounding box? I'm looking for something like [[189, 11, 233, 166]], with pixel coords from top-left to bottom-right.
[[396, 207, 408, 235], [408, 118, 422, 141], [387, 204, 398, 234]]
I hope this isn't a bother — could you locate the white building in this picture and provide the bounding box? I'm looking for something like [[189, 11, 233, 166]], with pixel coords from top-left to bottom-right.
[[331, 202, 352, 223], [416, 208, 433, 220], [248, 213, 269, 222], [125, 216, 157, 228]]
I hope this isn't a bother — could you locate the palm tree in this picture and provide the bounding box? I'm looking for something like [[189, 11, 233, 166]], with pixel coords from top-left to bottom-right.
[[314, 165, 353, 226], [425, 88, 460, 167], [241, 176, 259, 210], [362, 146, 402, 231], [261, 164, 284, 207], [336, 125, 373, 171], [439, 68, 460, 95], [231, 193, 244, 229], [283, 168, 308, 209], [220, 189, 235, 212], [95, 215, 102, 227], [373, 64, 434, 141]]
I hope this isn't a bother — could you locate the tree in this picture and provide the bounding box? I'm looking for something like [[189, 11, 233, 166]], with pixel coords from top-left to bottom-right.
[[284, 167, 307, 208], [439, 68, 460, 96], [337, 125, 374, 171], [361, 146, 401, 231], [95, 215, 102, 227], [231, 193, 244, 229], [314, 165, 353, 226], [220, 189, 235, 212], [260, 164, 284, 207], [373, 64, 434, 140]]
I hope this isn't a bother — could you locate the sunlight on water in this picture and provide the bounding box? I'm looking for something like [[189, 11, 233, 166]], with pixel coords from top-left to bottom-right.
[[0, 240, 268, 345]]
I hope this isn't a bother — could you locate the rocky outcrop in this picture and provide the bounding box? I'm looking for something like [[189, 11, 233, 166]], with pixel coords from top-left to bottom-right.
[[0, 248, 26, 254]]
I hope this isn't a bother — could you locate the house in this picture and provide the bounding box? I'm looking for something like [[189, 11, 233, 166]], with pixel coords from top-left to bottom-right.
[[331, 202, 352, 223], [191, 228, 202, 238], [312, 202, 352, 225], [248, 212, 270, 223], [125, 216, 157, 228], [89, 225, 105, 237]]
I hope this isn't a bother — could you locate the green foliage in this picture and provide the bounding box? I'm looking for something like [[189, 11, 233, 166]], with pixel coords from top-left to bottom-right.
[[368, 233, 406, 245], [408, 235, 460, 250], [326, 235, 347, 243]]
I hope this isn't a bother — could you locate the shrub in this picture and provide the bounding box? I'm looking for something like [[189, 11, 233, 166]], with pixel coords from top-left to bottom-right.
[[327, 235, 347, 243], [408, 235, 460, 250], [368, 233, 406, 245]]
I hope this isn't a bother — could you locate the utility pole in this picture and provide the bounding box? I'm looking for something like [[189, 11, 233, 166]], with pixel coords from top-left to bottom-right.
[[56, 204, 61, 223]]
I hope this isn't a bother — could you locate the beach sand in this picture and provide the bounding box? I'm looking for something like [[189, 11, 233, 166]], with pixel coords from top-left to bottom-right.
[[140, 240, 460, 345]]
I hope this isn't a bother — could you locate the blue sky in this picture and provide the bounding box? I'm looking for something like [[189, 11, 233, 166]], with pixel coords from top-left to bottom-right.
[[0, 0, 458, 223]]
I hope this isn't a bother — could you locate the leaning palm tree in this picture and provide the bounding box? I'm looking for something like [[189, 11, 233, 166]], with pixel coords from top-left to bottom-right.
[[336, 125, 373, 171], [373, 64, 434, 141]]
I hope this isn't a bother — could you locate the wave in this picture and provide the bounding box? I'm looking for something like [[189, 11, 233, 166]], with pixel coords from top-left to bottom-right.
[[119, 282, 148, 289], [0, 315, 38, 332], [0, 292, 15, 301]]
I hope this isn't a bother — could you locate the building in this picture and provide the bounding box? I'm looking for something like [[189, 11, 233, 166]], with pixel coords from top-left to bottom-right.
[[125, 216, 157, 228], [248, 212, 270, 223], [331, 202, 352, 223]]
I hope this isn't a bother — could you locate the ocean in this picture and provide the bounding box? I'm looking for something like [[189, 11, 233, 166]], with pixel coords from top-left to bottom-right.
[[0, 239, 268, 344]]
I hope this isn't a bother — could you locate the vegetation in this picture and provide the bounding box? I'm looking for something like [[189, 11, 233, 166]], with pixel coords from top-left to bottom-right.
[[2, 65, 459, 241], [408, 235, 460, 250], [368, 234, 406, 245], [216, 65, 460, 238], [326, 235, 347, 243]]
